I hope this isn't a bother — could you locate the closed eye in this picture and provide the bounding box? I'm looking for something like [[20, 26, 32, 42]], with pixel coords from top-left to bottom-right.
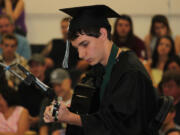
[[79, 40, 89, 47]]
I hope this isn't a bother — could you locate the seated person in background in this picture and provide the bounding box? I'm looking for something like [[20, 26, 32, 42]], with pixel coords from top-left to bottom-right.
[[0, 33, 29, 90], [165, 128, 180, 135], [0, 14, 31, 59], [144, 15, 180, 59], [164, 55, 180, 72], [158, 55, 180, 98], [18, 54, 49, 129], [0, 0, 27, 36], [39, 68, 73, 135], [41, 17, 88, 70], [161, 70, 180, 125], [144, 35, 176, 87], [112, 14, 147, 59], [0, 67, 29, 135], [159, 106, 180, 135]]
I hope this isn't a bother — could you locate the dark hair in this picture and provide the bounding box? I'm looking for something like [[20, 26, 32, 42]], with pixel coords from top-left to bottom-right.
[[1, 33, 18, 45], [0, 67, 20, 107], [151, 35, 175, 68], [150, 15, 171, 37], [0, 87, 20, 107], [164, 55, 180, 72], [68, 22, 112, 41], [162, 70, 180, 87], [112, 14, 134, 48], [165, 128, 180, 135]]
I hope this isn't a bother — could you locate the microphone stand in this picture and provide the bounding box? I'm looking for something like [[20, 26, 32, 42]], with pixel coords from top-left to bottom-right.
[[0, 62, 60, 120], [0, 62, 24, 81]]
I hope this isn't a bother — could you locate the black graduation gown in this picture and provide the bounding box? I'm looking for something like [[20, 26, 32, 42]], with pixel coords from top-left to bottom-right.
[[80, 51, 159, 135]]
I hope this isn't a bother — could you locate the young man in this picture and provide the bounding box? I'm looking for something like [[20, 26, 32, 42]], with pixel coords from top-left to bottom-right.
[[18, 54, 49, 118], [0, 33, 29, 90], [161, 70, 180, 126], [44, 5, 160, 135], [18, 54, 51, 131], [0, 14, 31, 60]]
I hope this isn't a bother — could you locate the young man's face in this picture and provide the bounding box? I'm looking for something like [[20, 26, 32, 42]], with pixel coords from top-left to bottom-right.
[[0, 18, 14, 35], [2, 39, 17, 58], [29, 62, 46, 78], [71, 32, 106, 66], [116, 19, 131, 38], [162, 80, 180, 101]]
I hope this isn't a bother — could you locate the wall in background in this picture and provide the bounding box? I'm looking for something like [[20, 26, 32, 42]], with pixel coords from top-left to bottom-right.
[[25, 0, 180, 44]]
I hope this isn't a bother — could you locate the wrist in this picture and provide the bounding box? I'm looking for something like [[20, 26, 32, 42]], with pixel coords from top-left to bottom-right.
[[66, 112, 82, 126]]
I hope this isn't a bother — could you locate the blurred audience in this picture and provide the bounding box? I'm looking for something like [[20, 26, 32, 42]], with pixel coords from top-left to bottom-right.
[[0, 14, 31, 59], [159, 106, 180, 135], [0, 33, 29, 90], [164, 55, 180, 72], [0, 67, 29, 135], [144, 15, 180, 59], [0, 0, 27, 36], [161, 70, 180, 125], [18, 54, 49, 130], [112, 14, 147, 59], [144, 35, 176, 87], [41, 17, 88, 70], [161, 70, 180, 104], [39, 68, 73, 135]]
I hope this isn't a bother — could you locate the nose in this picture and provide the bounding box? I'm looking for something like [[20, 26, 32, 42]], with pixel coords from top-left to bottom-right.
[[7, 46, 13, 51], [78, 48, 86, 59]]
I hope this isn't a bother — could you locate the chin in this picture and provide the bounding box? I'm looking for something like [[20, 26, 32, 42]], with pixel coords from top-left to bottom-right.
[[89, 61, 98, 66]]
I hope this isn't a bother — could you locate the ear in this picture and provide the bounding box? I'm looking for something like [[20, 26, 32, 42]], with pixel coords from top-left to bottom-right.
[[99, 28, 108, 40]]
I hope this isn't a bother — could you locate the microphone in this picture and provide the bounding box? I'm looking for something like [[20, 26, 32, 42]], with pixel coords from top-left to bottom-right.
[[17, 64, 56, 99], [0, 62, 59, 119], [0, 62, 24, 81], [0, 62, 53, 94], [17, 64, 49, 92]]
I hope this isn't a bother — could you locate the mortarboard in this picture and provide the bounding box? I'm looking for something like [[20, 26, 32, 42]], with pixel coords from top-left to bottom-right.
[[59, 5, 120, 33]]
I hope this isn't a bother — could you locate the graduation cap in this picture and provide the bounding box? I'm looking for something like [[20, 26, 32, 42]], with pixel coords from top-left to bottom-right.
[[59, 5, 120, 34]]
